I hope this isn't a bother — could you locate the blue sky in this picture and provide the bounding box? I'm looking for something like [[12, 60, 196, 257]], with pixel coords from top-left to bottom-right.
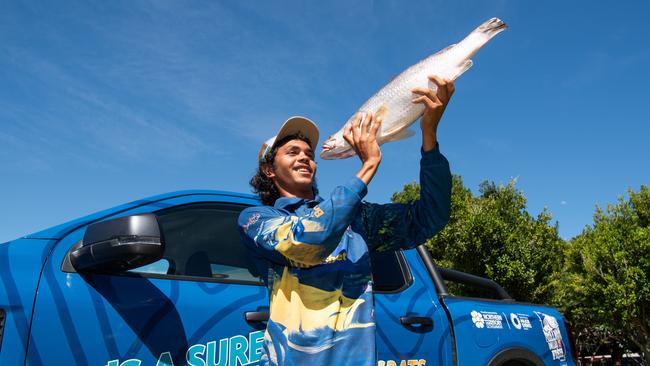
[[1, 1, 648, 242]]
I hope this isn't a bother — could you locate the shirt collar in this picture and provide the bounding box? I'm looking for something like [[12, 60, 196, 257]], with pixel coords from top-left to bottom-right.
[[274, 195, 323, 210]]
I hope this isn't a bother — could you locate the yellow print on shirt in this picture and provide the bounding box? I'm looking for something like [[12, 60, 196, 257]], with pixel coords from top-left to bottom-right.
[[269, 268, 374, 334], [378, 360, 426, 366], [259, 217, 326, 266], [313, 206, 324, 218], [324, 251, 347, 264], [274, 221, 326, 266]]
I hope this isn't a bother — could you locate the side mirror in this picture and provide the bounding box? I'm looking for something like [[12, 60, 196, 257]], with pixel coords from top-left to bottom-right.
[[70, 213, 165, 273]]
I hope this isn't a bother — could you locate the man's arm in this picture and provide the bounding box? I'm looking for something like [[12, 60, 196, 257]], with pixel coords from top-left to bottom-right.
[[361, 76, 455, 252], [360, 144, 452, 252], [414, 75, 455, 151], [238, 178, 367, 267], [343, 111, 383, 185]]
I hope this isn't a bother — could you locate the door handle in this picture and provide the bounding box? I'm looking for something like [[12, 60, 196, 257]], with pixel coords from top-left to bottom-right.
[[400, 316, 433, 326], [245, 311, 270, 322]]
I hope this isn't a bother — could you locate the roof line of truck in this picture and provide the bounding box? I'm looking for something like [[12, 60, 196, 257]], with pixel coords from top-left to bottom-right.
[[23, 190, 259, 241]]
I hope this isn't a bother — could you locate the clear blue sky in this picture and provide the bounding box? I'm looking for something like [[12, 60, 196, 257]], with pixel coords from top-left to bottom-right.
[[1, 1, 648, 243]]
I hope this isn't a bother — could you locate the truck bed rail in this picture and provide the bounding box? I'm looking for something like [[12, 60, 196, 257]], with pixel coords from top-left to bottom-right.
[[416, 246, 512, 300]]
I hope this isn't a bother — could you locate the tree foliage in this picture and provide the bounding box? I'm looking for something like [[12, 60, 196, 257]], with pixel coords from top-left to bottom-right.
[[392, 175, 564, 304], [557, 185, 650, 360], [392, 176, 650, 360]]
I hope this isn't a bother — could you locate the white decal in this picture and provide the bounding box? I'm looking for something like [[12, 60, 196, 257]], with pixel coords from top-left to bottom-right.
[[510, 313, 521, 329], [470, 310, 503, 329], [471, 310, 485, 328], [104, 331, 265, 366], [534, 312, 566, 361], [510, 313, 533, 331]]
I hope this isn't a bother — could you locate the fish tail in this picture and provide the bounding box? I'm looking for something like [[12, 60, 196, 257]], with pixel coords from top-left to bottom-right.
[[474, 18, 508, 39], [458, 18, 507, 60]]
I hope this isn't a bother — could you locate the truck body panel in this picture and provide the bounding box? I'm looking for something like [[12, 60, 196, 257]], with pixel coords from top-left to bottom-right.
[[375, 250, 454, 366], [28, 227, 268, 366], [0, 190, 576, 366], [444, 297, 572, 365], [0, 238, 53, 366]]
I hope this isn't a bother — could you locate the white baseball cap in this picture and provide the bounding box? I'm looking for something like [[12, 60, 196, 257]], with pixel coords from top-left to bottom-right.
[[258, 116, 319, 161]]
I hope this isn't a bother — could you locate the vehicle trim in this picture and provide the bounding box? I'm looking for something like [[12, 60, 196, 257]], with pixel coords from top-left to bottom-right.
[[28, 191, 259, 241], [61, 242, 266, 287], [416, 245, 457, 366], [0, 308, 5, 353], [441, 294, 561, 309], [437, 267, 512, 300], [86, 271, 264, 286]]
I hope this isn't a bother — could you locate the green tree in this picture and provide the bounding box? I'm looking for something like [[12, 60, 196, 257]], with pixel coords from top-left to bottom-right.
[[559, 185, 650, 361], [392, 175, 564, 304]]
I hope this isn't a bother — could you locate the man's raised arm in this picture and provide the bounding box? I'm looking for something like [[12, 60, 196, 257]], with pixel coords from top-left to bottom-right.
[[361, 76, 455, 252]]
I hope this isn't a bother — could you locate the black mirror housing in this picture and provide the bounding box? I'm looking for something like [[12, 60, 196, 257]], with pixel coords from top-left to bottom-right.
[[71, 213, 165, 273]]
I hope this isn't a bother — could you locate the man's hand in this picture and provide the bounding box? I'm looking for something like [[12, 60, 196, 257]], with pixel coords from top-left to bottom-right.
[[343, 111, 382, 185], [412, 76, 455, 151]]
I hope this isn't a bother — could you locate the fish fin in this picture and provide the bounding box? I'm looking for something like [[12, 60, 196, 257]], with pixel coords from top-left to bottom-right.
[[450, 59, 473, 81], [375, 105, 388, 120], [433, 43, 456, 57], [385, 127, 416, 142], [428, 60, 472, 87]]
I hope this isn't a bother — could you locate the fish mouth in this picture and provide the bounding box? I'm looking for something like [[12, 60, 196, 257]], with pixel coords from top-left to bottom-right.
[[321, 140, 336, 151], [320, 149, 356, 160], [320, 147, 338, 159], [320, 137, 356, 159], [320, 139, 341, 159], [319, 151, 338, 160]]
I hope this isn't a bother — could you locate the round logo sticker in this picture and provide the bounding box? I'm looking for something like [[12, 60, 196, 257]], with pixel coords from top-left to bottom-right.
[[510, 313, 522, 329]]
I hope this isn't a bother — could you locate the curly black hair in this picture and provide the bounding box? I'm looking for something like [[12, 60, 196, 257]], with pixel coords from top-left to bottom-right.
[[250, 132, 319, 206]]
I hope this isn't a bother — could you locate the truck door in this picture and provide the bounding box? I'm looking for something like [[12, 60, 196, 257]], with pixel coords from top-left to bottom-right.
[[373, 248, 454, 366], [26, 196, 270, 366]]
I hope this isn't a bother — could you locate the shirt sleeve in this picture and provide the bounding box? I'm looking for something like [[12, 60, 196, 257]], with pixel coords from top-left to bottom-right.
[[359, 143, 452, 252], [238, 178, 368, 267]]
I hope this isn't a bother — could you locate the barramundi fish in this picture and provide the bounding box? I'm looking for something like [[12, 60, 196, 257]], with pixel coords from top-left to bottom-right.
[[320, 17, 507, 159]]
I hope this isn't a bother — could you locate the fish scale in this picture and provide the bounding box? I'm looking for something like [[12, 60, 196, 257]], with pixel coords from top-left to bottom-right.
[[320, 17, 507, 160]]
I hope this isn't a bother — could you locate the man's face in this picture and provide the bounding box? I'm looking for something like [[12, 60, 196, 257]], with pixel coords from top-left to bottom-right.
[[267, 139, 317, 197]]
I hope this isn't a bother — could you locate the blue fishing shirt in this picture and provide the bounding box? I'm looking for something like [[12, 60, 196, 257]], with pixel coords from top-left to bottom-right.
[[238, 144, 452, 366]]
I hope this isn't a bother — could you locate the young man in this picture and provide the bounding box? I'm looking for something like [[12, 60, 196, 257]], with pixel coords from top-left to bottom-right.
[[238, 76, 454, 366]]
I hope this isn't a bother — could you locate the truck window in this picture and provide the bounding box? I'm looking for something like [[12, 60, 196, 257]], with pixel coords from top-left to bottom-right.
[[370, 250, 411, 293], [133, 202, 410, 291], [130, 202, 263, 284]]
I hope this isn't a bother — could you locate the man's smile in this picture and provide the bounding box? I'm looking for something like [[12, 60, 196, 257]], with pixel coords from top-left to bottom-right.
[[294, 164, 312, 174]]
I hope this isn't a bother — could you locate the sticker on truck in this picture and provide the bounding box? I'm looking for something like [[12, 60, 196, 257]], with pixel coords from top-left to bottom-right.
[[105, 330, 264, 366], [534, 312, 566, 361], [470, 310, 503, 329], [509, 312, 533, 331]]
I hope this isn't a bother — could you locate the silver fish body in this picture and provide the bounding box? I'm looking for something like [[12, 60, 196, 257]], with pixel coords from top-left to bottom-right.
[[320, 18, 507, 159]]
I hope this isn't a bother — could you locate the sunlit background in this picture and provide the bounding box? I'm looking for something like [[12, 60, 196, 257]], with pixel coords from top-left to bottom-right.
[[1, 1, 648, 242]]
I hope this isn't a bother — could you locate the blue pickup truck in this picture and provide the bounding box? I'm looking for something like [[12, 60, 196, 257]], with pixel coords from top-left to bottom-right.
[[0, 190, 576, 366]]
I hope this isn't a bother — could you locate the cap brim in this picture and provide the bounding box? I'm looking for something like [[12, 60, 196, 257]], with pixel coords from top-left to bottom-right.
[[274, 116, 319, 151]]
